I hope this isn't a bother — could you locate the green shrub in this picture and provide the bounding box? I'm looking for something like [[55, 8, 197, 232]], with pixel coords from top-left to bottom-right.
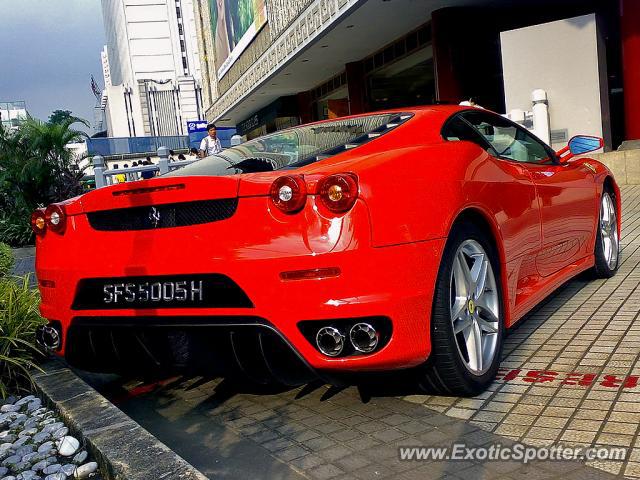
[[0, 275, 46, 398], [0, 209, 34, 247], [0, 242, 13, 277]]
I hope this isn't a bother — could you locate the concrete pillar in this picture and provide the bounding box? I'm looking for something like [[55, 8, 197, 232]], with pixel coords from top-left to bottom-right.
[[346, 62, 366, 115], [621, 0, 640, 140], [531, 89, 551, 146], [297, 92, 314, 124], [93, 155, 105, 189], [431, 8, 463, 104]]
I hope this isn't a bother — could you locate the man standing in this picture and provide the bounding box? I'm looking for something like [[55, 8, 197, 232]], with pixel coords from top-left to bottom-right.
[[199, 124, 223, 158]]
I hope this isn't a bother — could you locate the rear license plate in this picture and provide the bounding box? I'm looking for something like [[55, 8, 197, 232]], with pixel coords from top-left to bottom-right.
[[72, 274, 253, 310], [102, 280, 203, 304]]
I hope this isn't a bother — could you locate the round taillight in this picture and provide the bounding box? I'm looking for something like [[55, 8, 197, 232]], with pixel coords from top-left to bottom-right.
[[45, 204, 67, 234], [270, 175, 307, 213], [31, 209, 47, 236], [318, 173, 358, 213]]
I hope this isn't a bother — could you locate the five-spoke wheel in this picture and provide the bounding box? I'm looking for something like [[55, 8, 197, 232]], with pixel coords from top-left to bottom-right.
[[450, 240, 500, 376], [593, 190, 620, 278], [420, 221, 504, 396]]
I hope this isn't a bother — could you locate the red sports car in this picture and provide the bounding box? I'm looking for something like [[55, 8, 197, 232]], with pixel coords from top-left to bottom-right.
[[33, 106, 620, 395]]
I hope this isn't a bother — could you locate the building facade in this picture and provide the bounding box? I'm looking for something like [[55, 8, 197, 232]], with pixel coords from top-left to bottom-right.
[[192, 0, 640, 149], [100, 0, 205, 137], [0, 101, 27, 131]]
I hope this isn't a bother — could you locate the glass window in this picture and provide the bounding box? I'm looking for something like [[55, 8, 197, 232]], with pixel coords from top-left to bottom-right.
[[166, 114, 400, 177], [442, 116, 496, 154], [367, 47, 435, 110], [462, 111, 553, 164]]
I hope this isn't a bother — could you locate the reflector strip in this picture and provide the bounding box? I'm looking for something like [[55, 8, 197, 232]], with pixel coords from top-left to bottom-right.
[[280, 267, 341, 281]]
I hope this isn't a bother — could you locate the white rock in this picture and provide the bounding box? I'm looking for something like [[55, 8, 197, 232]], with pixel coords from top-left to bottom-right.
[[0, 405, 19, 413], [45, 474, 67, 480], [60, 464, 76, 476], [37, 442, 54, 454], [52, 428, 68, 440], [73, 462, 97, 479], [71, 452, 87, 466], [43, 464, 61, 475], [18, 471, 39, 480], [56, 437, 79, 457], [15, 396, 35, 407]]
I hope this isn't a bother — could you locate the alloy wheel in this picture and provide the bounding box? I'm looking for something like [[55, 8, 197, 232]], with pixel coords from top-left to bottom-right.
[[600, 192, 619, 270], [449, 239, 500, 376]]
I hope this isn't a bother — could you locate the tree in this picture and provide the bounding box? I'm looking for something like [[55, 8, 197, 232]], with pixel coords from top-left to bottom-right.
[[0, 116, 89, 245], [48, 109, 73, 125]]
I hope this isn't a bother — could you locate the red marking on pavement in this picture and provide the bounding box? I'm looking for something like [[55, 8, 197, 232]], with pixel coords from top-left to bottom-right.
[[561, 373, 597, 387], [110, 376, 181, 404], [496, 368, 640, 390], [522, 370, 558, 383]]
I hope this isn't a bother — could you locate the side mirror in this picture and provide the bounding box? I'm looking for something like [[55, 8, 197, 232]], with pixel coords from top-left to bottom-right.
[[568, 135, 603, 155], [556, 135, 603, 162]]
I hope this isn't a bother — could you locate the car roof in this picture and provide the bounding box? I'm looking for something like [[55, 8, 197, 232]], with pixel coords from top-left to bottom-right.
[[285, 105, 478, 142], [308, 104, 474, 123]]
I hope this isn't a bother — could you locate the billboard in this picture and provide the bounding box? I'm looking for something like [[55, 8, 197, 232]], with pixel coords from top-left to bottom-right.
[[209, 0, 267, 78]]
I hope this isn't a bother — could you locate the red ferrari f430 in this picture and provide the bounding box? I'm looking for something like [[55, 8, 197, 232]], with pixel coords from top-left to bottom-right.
[[34, 106, 620, 395]]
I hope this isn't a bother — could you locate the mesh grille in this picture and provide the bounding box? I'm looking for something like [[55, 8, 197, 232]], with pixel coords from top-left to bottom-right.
[[87, 198, 238, 231]]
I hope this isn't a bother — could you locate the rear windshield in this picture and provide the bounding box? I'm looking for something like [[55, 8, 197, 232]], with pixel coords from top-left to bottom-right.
[[166, 114, 397, 177]]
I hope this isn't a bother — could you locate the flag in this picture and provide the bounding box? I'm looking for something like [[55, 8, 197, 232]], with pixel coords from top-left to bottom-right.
[[90, 75, 101, 100]]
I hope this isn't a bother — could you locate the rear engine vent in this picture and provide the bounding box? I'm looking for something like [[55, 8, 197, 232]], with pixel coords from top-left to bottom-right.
[[87, 198, 238, 231]]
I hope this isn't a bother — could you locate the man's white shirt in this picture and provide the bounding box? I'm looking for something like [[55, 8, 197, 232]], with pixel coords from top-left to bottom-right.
[[200, 136, 222, 156]]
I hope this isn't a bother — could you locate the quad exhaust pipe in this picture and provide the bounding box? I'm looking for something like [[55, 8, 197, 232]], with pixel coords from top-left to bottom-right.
[[36, 325, 61, 352], [315, 323, 379, 357], [316, 327, 345, 357], [349, 323, 379, 353]]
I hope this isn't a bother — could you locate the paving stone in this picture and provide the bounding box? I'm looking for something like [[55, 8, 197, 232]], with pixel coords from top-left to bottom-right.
[[274, 445, 311, 462], [307, 463, 344, 480], [37, 186, 640, 480]]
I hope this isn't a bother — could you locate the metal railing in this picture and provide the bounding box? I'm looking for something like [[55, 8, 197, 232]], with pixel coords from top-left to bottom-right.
[[92, 147, 198, 188]]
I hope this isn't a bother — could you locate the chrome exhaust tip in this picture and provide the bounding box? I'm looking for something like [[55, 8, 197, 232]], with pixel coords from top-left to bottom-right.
[[315, 326, 345, 357], [36, 325, 61, 352], [349, 323, 379, 353]]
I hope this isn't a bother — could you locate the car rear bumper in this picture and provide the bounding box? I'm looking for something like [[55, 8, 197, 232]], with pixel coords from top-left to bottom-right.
[[36, 196, 445, 376]]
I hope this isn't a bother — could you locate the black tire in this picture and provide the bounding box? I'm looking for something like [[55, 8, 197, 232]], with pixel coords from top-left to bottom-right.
[[418, 221, 505, 396], [592, 188, 620, 278]]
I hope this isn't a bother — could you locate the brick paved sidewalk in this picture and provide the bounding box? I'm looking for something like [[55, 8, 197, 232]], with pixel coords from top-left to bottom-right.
[[84, 372, 624, 480], [408, 185, 640, 478], [19, 187, 640, 479]]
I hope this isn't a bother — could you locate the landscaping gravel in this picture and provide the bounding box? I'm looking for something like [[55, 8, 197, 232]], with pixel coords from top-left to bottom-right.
[[0, 395, 102, 480]]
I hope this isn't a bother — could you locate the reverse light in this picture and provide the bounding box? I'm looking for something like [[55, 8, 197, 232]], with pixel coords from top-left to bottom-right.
[[44, 204, 67, 234], [31, 209, 47, 236], [318, 173, 358, 213], [270, 175, 307, 213]]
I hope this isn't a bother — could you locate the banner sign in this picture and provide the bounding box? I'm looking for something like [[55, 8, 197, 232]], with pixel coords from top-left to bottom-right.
[[209, 0, 268, 78], [187, 120, 209, 134]]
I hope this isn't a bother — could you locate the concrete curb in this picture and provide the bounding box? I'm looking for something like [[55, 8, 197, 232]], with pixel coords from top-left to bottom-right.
[[32, 359, 209, 480]]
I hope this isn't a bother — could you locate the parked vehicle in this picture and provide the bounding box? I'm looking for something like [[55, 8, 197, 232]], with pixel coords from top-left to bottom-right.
[[33, 106, 619, 395]]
